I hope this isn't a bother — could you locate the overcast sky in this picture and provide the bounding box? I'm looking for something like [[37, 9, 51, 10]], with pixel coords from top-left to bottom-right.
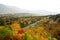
[[0, 0, 60, 13]]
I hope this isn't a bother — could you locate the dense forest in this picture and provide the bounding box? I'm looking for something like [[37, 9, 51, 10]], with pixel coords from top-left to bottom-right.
[[0, 14, 60, 40]]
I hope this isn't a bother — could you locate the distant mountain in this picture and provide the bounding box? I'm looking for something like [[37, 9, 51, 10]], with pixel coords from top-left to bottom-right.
[[30, 10, 59, 15], [0, 4, 59, 16], [0, 4, 37, 16], [0, 4, 31, 13]]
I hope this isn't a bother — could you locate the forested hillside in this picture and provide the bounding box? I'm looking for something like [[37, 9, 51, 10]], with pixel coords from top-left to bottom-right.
[[0, 14, 60, 40]]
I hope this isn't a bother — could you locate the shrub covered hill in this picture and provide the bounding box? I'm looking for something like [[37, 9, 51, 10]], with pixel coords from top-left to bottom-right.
[[40, 14, 60, 40], [0, 14, 60, 40]]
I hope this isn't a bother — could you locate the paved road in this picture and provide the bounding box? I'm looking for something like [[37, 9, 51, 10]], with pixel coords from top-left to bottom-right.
[[23, 20, 42, 30], [23, 17, 49, 30]]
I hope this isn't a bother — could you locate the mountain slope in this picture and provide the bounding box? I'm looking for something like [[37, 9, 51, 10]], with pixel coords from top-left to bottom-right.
[[0, 4, 59, 16], [0, 4, 30, 13]]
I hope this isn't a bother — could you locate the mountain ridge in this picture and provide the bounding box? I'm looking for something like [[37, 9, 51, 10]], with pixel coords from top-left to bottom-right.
[[0, 4, 59, 16]]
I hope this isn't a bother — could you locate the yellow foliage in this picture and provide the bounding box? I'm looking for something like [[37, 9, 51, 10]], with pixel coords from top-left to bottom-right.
[[10, 22, 21, 30], [0, 26, 4, 29], [25, 26, 57, 40], [11, 21, 57, 40]]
